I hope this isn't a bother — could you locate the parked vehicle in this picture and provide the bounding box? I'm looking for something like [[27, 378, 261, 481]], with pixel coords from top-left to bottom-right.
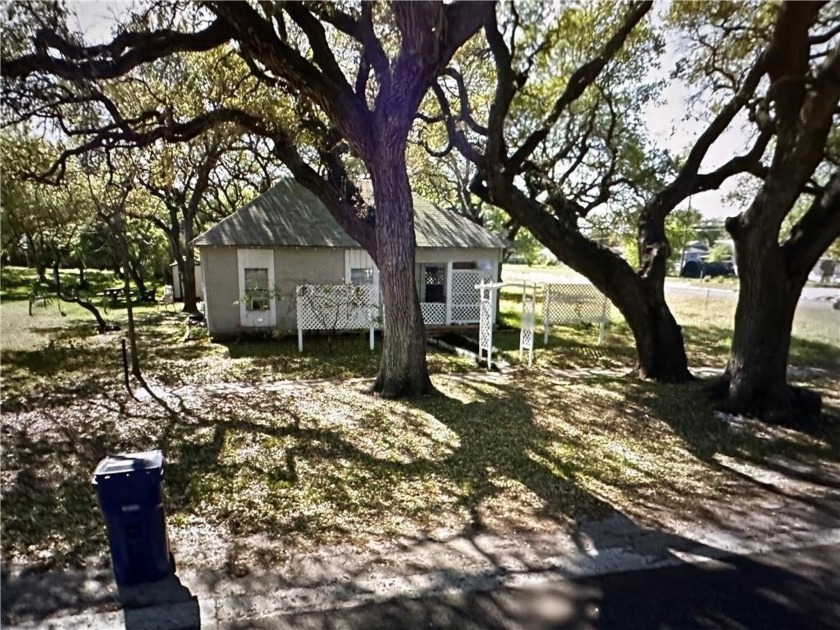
[[680, 260, 735, 279], [680, 260, 702, 278], [700, 261, 735, 278]]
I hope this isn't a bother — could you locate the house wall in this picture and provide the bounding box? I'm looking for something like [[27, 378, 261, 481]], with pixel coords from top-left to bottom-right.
[[239, 249, 277, 328], [200, 247, 239, 335], [202, 245, 503, 336], [274, 247, 345, 330]]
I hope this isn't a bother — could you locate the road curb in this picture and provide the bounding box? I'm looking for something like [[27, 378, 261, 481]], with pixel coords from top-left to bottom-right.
[[10, 528, 840, 630]]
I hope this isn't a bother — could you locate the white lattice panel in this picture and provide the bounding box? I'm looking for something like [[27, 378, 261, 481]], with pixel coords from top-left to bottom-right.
[[479, 298, 492, 352], [450, 270, 495, 324], [543, 283, 610, 326], [296, 284, 379, 331], [421, 302, 446, 325], [520, 294, 536, 366], [451, 304, 479, 324]]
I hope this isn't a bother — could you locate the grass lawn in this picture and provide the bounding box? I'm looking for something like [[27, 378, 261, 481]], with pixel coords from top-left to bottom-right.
[[1, 265, 839, 574]]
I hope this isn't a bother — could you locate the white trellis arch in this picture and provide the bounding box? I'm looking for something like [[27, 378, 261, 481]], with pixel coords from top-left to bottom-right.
[[476, 280, 538, 369]]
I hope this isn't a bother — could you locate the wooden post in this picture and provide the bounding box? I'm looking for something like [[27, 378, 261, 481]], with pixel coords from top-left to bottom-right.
[[121, 338, 130, 391], [598, 293, 607, 345]]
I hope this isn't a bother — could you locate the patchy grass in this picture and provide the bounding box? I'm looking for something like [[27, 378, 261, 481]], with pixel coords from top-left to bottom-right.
[[2, 264, 839, 574], [0, 266, 128, 302], [0, 299, 473, 409], [493, 286, 839, 372], [2, 370, 838, 572]]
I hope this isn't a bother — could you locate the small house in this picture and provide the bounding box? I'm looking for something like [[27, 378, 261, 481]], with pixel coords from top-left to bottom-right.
[[193, 179, 506, 337]]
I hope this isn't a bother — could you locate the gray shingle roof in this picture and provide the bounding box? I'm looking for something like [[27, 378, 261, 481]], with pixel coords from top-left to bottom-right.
[[194, 179, 506, 250]]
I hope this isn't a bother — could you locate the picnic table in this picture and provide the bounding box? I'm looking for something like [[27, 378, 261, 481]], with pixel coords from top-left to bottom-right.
[[99, 287, 157, 310], [100, 287, 123, 300], [98, 287, 124, 312]]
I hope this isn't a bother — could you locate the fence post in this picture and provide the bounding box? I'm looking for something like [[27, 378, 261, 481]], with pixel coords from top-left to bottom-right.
[[121, 338, 130, 391], [543, 285, 551, 346]]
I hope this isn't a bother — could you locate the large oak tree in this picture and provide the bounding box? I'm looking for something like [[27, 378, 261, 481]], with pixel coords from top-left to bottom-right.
[[2, 1, 494, 398], [716, 3, 840, 422], [429, 1, 833, 394]]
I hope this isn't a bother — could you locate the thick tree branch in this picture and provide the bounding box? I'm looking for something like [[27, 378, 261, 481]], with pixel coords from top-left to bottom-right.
[[430, 81, 485, 165], [809, 20, 840, 45], [441, 68, 489, 135], [208, 1, 371, 153], [507, 1, 652, 171], [4, 19, 233, 81], [782, 169, 840, 277], [693, 130, 773, 193], [303, 1, 390, 83]]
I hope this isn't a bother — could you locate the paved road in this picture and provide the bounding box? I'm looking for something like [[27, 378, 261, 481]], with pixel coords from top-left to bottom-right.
[[664, 281, 840, 304], [268, 544, 840, 630], [502, 267, 839, 304]]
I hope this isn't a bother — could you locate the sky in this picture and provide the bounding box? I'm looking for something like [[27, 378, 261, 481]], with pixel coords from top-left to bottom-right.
[[640, 43, 756, 221], [68, 1, 755, 221]]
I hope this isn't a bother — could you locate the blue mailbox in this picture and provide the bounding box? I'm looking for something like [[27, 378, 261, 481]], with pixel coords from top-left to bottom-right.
[[92, 450, 173, 585]]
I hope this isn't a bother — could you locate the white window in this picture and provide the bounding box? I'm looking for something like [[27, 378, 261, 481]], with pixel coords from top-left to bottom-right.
[[244, 267, 270, 311], [350, 268, 374, 285]]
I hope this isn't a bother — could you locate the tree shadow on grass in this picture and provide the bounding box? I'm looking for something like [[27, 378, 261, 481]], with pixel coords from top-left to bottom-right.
[[8, 374, 835, 627], [0, 417, 125, 572], [192, 378, 835, 629], [1, 343, 121, 385], [403, 377, 613, 530], [621, 377, 840, 530], [220, 334, 381, 379]]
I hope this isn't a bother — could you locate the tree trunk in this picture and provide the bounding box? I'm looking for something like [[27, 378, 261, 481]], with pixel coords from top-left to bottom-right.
[[369, 151, 435, 398], [116, 214, 142, 379], [635, 213, 693, 381], [127, 258, 147, 296], [717, 232, 818, 425], [478, 182, 692, 382], [627, 281, 692, 381], [181, 216, 198, 313]]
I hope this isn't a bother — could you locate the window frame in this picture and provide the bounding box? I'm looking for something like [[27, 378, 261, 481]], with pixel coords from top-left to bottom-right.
[[243, 267, 271, 312], [350, 267, 374, 286]]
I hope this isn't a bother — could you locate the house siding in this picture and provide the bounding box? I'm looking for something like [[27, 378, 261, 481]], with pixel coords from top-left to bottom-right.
[[274, 247, 346, 330], [201, 247, 239, 335], [203, 244, 503, 335]]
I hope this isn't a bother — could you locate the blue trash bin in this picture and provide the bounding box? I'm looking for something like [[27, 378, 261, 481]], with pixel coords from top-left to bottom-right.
[[92, 450, 173, 585]]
